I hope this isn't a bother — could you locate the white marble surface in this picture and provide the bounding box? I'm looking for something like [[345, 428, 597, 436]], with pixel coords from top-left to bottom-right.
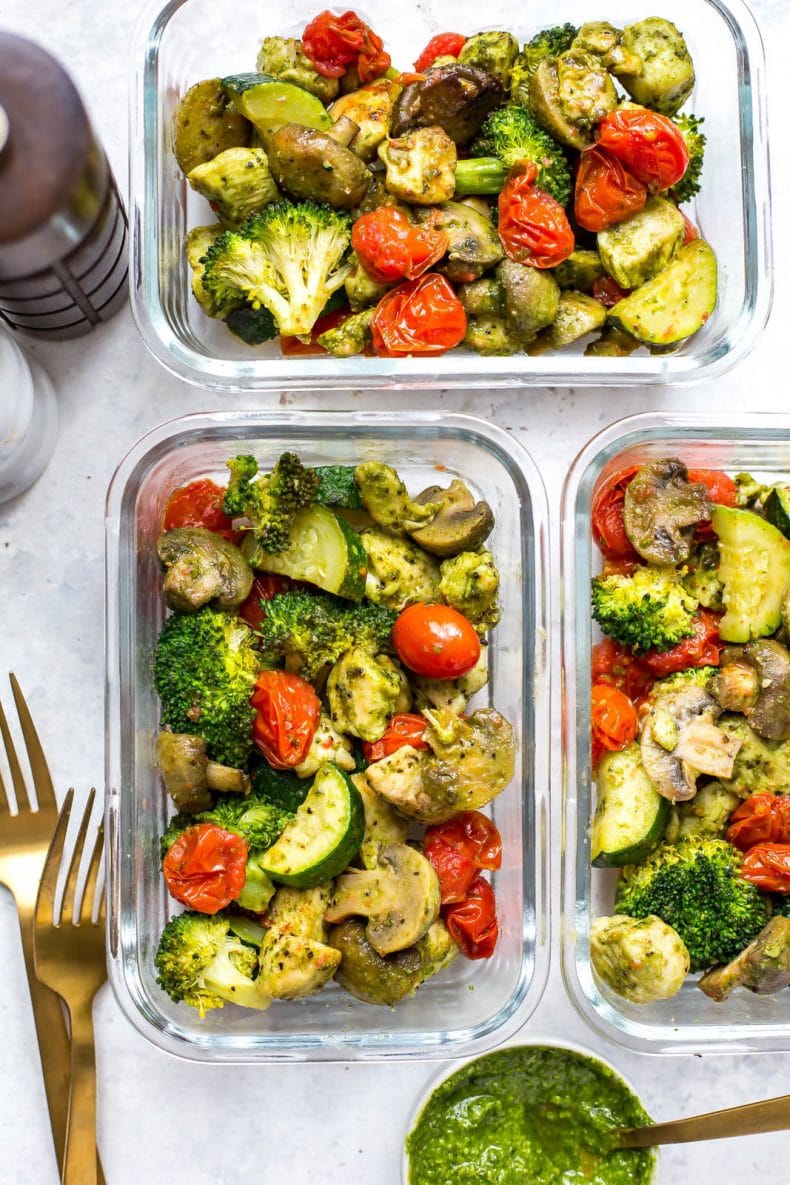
[[1, 1, 789, 1181]]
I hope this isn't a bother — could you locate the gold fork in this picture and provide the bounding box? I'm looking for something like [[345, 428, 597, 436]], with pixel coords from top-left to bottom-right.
[[35, 787, 107, 1185]]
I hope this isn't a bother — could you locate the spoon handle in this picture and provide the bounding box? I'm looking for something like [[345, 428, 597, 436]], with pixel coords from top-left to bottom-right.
[[619, 1094, 790, 1147]]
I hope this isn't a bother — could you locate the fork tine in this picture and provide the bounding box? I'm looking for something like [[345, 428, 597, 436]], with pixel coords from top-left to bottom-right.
[[10, 673, 56, 811], [35, 788, 74, 929], [79, 805, 104, 926], [61, 788, 96, 927], [0, 687, 31, 811]]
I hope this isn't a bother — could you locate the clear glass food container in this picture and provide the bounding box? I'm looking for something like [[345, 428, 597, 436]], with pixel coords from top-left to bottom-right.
[[561, 412, 790, 1054], [105, 409, 549, 1061], [130, 0, 771, 391]]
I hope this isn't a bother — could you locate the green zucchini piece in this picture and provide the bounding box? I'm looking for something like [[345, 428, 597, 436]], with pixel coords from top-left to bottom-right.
[[597, 196, 685, 290], [591, 743, 669, 867], [764, 488, 790, 539], [608, 239, 718, 347], [243, 504, 367, 601], [712, 505, 790, 642], [228, 916, 266, 946], [222, 74, 332, 138], [260, 763, 364, 888]]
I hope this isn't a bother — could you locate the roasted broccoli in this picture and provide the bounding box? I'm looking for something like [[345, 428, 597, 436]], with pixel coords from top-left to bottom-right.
[[160, 790, 293, 856], [252, 762, 313, 813], [469, 107, 571, 205], [200, 201, 352, 339], [225, 304, 278, 345], [153, 607, 259, 767], [257, 590, 397, 681], [591, 565, 699, 654], [154, 911, 267, 1016], [669, 114, 706, 206], [223, 452, 319, 553], [509, 23, 578, 104], [615, 836, 772, 971], [313, 465, 363, 510]]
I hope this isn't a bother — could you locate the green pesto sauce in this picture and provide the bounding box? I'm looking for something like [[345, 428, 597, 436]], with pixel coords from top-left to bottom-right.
[[406, 1046, 654, 1185]]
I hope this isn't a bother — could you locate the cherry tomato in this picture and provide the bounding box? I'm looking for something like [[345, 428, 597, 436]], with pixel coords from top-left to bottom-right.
[[591, 638, 654, 706], [574, 146, 647, 233], [682, 213, 699, 245], [425, 811, 502, 885], [162, 479, 236, 539], [414, 32, 466, 72], [687, 468, 738, 541], [591, 465, 640, 561], [302, 10, 390, 83], [597, 108, 690, 194], [238, 573, 297, 631], [251, 670, 321, 769], [392, 603, 481, 679], [497, 161, 574, 269], [424, 835, 478, 903], [443, 875, 499, 959], [162, 823, 248, 914], [591, 275, 631, 309], [727, 794, 790, 851], [362, 713, 429, 763], [371, 273, 466, 357], [639, 609, 722, 677], [352, 207, 449, 284], [740, 843, 790, 893], [591, 683, 638, 767], [280, 309, 351, 356]]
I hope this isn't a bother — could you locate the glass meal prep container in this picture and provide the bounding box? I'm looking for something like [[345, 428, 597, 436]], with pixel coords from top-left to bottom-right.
[[105, 409, 549, 1061], [130, 0, 771, 392], [561, 412, 790, 1054]]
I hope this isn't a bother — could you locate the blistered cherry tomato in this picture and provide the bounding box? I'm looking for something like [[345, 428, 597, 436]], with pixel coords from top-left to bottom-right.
[[302, 10, 390, 83], [727, 795, 790, 851], [740, 843, 790, 893], [163, 823, 248, 914], [414, 32, 466, 71], [392, 603, 481, 679], [597, 108, 690, 194], [592, 638, 654, 707], [591, 683, 638, 767], [424, 835, 478, 903], [574, 146, 647, 232], [497, 161, 574, 269], [639, 609, 722, 677], [238, 573, 297, 631], [424, 811, 502, 904], [362, 713, 429, 763], [162, 479, 236, 539], [682, 213, 699, 245], [352, 207, 448, 284], [591, 465, 640, 561], [371, 273, 466, 357], [591, 275, 631, 309], [443, 876, 499, 958], [251, 670, 321, 769]]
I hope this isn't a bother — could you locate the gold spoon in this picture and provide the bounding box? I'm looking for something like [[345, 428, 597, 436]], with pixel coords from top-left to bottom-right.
[[616, 1094, 790, 1148]]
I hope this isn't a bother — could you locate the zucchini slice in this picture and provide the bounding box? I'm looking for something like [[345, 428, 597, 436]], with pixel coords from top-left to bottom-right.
[[222, 74, 332, 138], [712, 505, 790, 642], [591, 744, 669, 868], [243, 504, 367, 601], [260, 763, 364, 888], [609, 239, 718, 346], [764, 487, 790, 539]]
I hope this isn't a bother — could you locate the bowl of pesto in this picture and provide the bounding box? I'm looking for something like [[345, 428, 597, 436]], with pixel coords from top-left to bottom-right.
[[404, 1043, 656, 1185]]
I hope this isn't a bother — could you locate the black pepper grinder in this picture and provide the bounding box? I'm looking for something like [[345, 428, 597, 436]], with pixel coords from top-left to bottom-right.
[[0, 33, 128, 338]]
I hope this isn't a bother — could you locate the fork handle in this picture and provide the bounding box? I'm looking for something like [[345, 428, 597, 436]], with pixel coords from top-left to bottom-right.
[[62, 999, 98, 1185]]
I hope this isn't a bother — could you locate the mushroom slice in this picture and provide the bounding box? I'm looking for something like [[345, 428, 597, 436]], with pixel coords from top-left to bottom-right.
[[265, 123, 370, 208], [712, 640, 790, 741], [156, 527, 253, 612], [324, 842, 440, 956], [673, 720, 743, 781], [409, 479, 494, 557], [640, 685, 722, 802], [622, 459, 712, 565], [699, 917, 790, 1002], [155, 731, 250, 812], [390, 64, 503, 146]]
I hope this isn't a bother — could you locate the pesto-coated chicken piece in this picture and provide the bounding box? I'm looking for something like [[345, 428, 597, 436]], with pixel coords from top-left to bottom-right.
[[378, 127, 457, 205], [439, 549, 500, 633], [360, 527, 442, 610], [591, 914, 690, 1003], [354, 462, 440, 535], [327, 647, 411, 742]]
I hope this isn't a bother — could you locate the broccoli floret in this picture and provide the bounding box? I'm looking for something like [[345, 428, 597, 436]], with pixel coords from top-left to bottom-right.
[[668, 114, 706, 206], [154, 911, 267, 1016], [257, 590, 396, 682], [201, 201, 352, 339], [225, 304, 278, 345], [591, 565, 699, 655], [223, 451, 320, 552], [252, 762, 313, 813], [645, 667, 718, 705], [153, 607, 259, 767], [512, 24, 578, 87], [313, 465, 363, 510], [160, 789, 293, 857], [774, 897, 790, 918], [615, 836, 772, 972], [470, 107, 571, 205]]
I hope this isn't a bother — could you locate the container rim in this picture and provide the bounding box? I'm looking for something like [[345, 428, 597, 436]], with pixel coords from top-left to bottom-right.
[[104, 407, 551, 1061]]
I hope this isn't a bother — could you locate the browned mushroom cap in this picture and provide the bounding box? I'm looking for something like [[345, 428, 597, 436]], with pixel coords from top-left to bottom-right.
[[265, 123, 370, 208], [155, 731, 250, 813], [156, 527, 253, 612], [712, 640, 790, 740], [699, 916, 790, 1002], [409, 479, 494, 557], [390, 65, 503, 146], [622, 459, 712, 565]]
